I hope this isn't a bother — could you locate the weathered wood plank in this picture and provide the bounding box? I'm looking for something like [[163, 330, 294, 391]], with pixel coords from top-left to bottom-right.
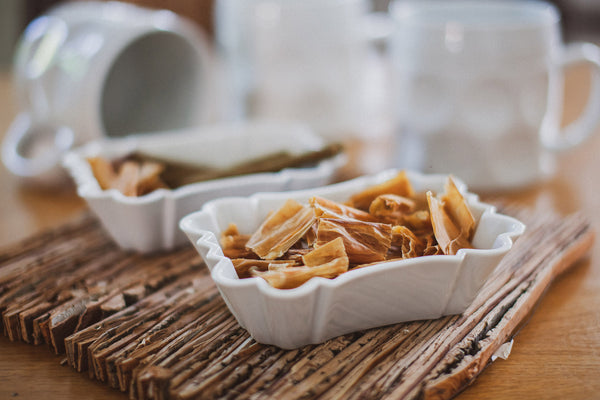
[[0, 209, 592, 400]]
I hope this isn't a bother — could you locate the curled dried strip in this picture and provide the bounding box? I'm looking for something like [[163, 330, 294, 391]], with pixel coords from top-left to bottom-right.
[[302, 221, 319, 248], [283, 248, 312, 263], [347, 171, 415, 211], [245, 199, 317, 260], [87, 157, 117, 190], [137, 161, 168, 196], [223, 246, 256, 260], [316, 218, 392, 265], [310, 196, 376, 222], [441, 177, 476, 241], [302, 237, 347, 267], [427, 192, 472, 255], [268, 262, 297, 271], [87, 157, 166, 197], [251, 261, 348, 289], [113, 161, 140, 197], [419, 232, 442, 256], [390, 226, 424, 259], [369, 194, 416, 224], [221, 223, 240, 237], [423, 244, 444, 256], [252, 239, 349, 289], [232, 259, 299, 279], [220, 224, 256, 260], [398, 210, 432, 232]]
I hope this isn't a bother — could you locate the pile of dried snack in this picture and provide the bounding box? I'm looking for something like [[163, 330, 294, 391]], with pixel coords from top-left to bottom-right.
[[220, 171, 476, 289], [86, 144, 343, 197], [87, 156, 167, 197]]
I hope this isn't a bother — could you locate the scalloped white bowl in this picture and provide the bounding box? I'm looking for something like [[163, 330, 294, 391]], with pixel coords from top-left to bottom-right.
[[179, 169, 526, 349], [62, 121, 345, 252]]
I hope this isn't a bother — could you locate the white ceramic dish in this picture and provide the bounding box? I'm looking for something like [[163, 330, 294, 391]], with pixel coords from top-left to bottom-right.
[[62, 121, 345, 252], [180, 169, 525, 349]]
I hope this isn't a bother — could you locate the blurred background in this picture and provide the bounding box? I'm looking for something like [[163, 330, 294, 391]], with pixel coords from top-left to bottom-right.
[[1, 0, 600, 70]]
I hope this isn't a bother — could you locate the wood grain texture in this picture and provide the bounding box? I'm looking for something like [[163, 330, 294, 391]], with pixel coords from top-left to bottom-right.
[[1, 64, 600, 400], [0, 205, 593, 400]]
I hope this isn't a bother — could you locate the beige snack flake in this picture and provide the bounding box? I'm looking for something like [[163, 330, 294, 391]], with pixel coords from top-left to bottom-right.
[[220, 172, 477, 289]]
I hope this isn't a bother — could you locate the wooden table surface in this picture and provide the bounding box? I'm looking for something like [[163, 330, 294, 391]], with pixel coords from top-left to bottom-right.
[[0, 63, 599, 399]]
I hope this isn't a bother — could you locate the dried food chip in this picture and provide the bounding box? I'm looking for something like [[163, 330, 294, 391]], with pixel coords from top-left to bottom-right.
[[87, 157, 117, 190], [369, 194, 416, 223], [310, 196, 376, 222], [87, 157, 167, 197], [252, 239, 349, 289], [442, 177, 476, 241], [427, 191, 472, 255], [401, 210, 432, 230], [302, 237, 347, 267], [220, 224, 255, 260], [246, 199, 317, 259], [86, 144, 343, 196], [390, 225, 424, 259], [316, 218, 392, 265], [136, 161, 167, 196], [232, 259, 298, 279], [347, 171, 414, 211], [113, 161, 140, 197]]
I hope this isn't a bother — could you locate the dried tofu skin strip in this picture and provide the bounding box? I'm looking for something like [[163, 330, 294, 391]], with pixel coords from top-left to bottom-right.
[[252, 261, 348, 289], [246, 199, 316, 259], [252, 239, 349, 289], [390, 226, 424, 259], [222, 223, 240, 237], [220, 224, 256, 259], [268, 262, 297, 271], [232, 259, 298, 279], [399, 210, 432, 231], [316, 218, 392, 265], [88, 157, 167, 196], [423, 243, 444, 256], [302, 221, 319, 248], [441, 177, 476, 241], [223, 243, 256, 259], [137, 161, 167, 195], [87, 157, 117, 190], [302, 237, 347, 267], [113, 161, 140, 197], [283, 248, 312, 263], [347, 171, 415, 211], [427, 191, 472, 255], [310, 196, 376, 222], [369, 194, 416, 224]]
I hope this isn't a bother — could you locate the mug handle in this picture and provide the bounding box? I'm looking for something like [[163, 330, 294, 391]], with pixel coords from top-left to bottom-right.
[[2, 112, 74, 178], [544, 42, 600, 151]]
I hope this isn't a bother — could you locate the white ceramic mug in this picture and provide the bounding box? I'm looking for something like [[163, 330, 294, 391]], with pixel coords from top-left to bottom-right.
[[215, 0, 390, 142], [389, 0, 600, 191], [2, 1, 213, 183]]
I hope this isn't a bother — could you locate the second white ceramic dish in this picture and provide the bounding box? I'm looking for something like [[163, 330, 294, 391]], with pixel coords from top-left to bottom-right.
[[62, 121, 346, 252], [180, 170, 525, 349]]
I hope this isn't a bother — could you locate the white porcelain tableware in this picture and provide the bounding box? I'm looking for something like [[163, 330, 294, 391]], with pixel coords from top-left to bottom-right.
[[389, 0, 600, 191], [62, 121, 346, 253], [214, 0, 390, 141], [3, 1, 213, 183], [179, 169, 525, 349]]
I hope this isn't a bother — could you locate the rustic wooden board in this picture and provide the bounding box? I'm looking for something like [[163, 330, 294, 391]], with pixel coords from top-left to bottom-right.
[[0, 208, 593, 400]]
